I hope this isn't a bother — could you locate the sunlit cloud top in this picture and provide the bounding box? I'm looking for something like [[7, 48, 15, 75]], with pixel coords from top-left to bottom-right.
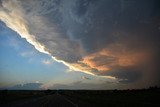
[[0, 0, 160, 89]]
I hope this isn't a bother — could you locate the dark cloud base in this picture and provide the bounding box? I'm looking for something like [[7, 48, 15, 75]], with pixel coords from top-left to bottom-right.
[[0, 0, 160, 88]]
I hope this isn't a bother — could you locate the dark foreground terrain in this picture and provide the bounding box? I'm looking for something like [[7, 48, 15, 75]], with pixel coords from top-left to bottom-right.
[[0, 88, 160, 107]]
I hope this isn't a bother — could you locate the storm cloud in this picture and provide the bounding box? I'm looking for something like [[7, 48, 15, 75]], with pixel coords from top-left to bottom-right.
[[0, 0, 160, 88]]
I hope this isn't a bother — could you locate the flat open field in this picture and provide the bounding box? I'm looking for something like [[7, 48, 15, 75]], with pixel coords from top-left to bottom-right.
[[0, 88, 159, 107]]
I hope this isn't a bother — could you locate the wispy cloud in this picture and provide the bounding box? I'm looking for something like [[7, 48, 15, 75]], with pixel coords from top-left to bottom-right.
[[82, 76, 91, 80], [8, 83, 43, 90], [20, 51, 35, 57], [42, 59, 53, 65], [8, 37, 20, 50]]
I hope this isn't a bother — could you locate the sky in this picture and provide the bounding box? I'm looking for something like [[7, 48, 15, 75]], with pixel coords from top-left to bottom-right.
[[0, 0, 160, 90]]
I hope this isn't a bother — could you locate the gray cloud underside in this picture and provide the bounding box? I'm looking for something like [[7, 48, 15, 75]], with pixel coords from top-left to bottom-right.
[[49, 81, 118, 90], [5, 81, 118, 90], [0, 0, 160, 88]]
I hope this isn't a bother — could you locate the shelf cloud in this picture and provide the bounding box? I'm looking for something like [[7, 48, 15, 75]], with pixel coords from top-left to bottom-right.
[[0, 0, 160, 88]]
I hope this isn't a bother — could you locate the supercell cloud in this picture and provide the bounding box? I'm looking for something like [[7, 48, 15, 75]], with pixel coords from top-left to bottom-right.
[[0, 0, 160, 88]]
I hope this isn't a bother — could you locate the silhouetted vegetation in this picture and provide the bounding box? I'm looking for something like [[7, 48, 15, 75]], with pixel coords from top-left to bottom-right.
[[0, 87, 160, 107], [0, 90, 45, 105], [44, 89, 55, 95], [58, 87, 160, 107]]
